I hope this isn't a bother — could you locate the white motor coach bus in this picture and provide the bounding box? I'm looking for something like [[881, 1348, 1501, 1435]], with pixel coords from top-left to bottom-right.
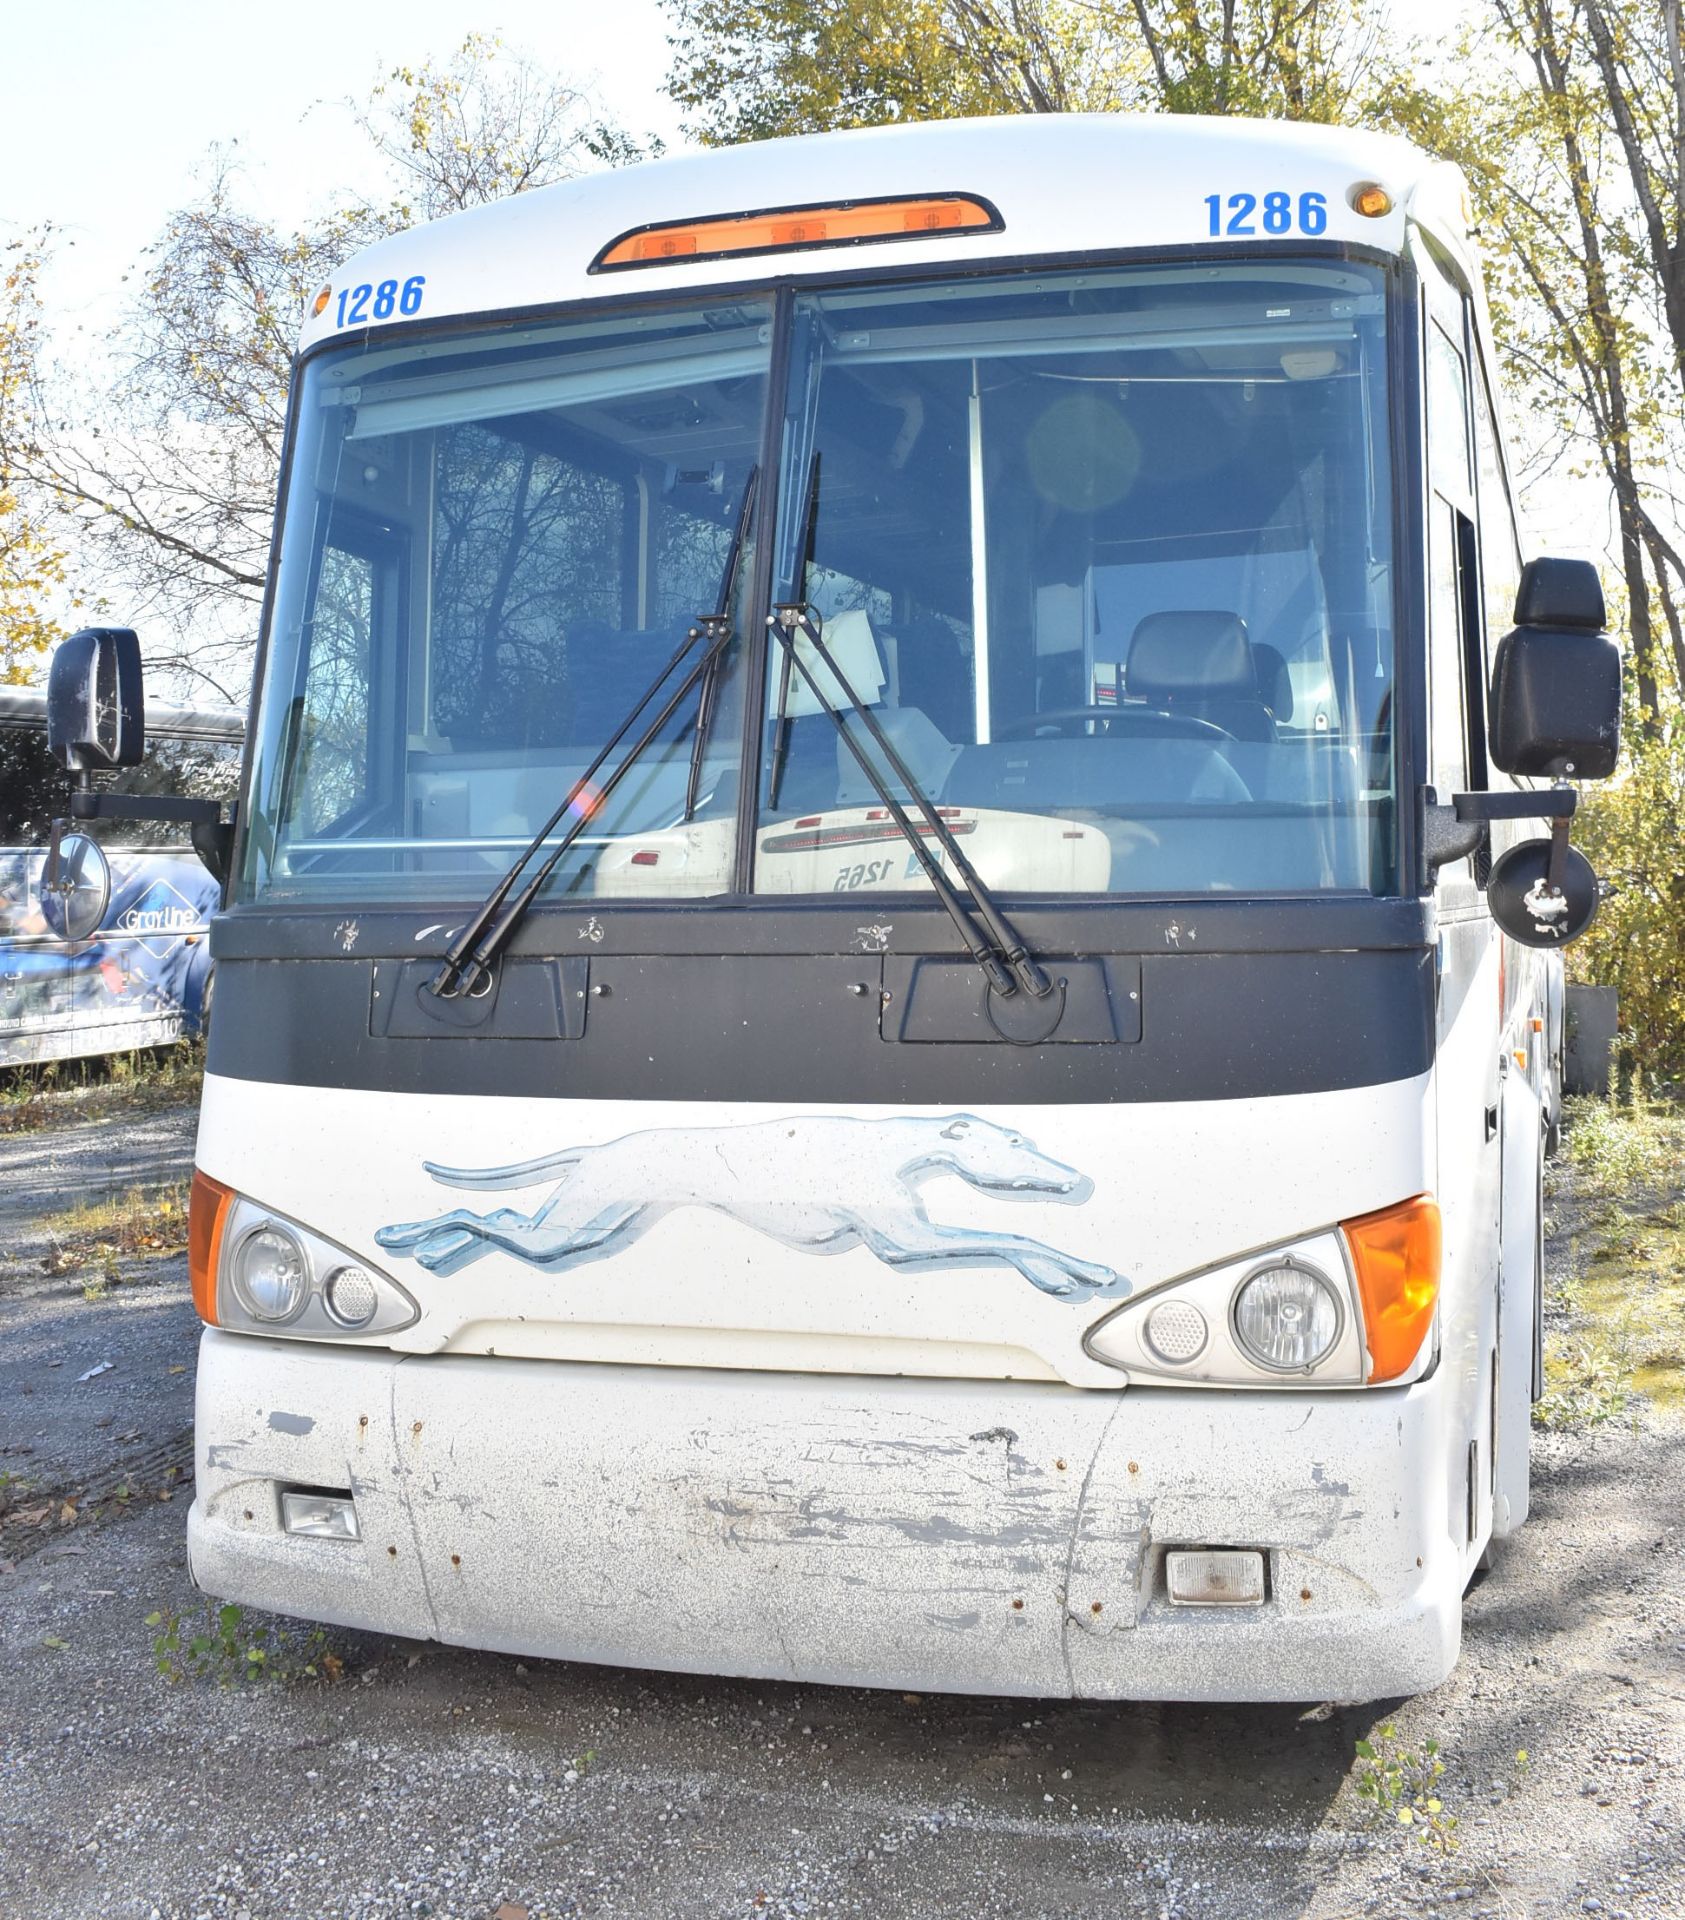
[[46, 114, 1621, 1701]]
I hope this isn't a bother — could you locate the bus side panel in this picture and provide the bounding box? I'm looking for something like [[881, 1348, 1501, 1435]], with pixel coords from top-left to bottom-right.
[[1494, 1053, 1542, 1535], [1433, 915, 1503, 1577]]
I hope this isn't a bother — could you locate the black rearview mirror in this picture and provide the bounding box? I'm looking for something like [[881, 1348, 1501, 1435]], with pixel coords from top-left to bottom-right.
[[46, 627, 146, 773], [1489, 558, 1620, 779]]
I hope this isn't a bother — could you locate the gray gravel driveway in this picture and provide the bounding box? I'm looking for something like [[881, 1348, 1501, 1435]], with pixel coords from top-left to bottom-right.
[[2, 1096, 1681, 1920]]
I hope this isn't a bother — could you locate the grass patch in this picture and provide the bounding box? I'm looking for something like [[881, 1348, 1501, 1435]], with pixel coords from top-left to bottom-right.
[[1538, 1099, 1685, 1429], [147, 1600, 345, 1687], [0, 1040, 203, 1136], [40, 1181, 189, 1287], [1559, 1094, 1683, 1189]]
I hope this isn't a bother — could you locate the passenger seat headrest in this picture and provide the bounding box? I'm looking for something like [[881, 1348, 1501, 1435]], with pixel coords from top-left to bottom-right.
[[1252, 641, 1295, 721], [1127, 611, 1256, 699], [778, 608, 886, 718]]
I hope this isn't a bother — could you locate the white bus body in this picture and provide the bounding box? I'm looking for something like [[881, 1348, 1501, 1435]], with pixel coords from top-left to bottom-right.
[[178, 115, 1588, 1701]]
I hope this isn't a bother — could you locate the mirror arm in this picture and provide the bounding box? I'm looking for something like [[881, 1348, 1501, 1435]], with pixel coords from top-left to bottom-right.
[[1422, 785, 1578, 877], [66, 791, 223, 827], [61, 790, 236, 885]]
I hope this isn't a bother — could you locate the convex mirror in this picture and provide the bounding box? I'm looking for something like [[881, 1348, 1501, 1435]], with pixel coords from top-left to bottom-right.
[[38, 832, 111, 944], [1488, 837, 1599, 948]]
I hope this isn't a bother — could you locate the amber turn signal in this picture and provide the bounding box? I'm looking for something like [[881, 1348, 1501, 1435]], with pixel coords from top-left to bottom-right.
[[592, 193, 1002, 272], [188, 1169, 234, 1326], [1342, 1194, 1441, 1382], [1349, 182, 1394, 218]]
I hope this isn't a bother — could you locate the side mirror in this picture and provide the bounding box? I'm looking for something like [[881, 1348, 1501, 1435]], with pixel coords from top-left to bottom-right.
[[1487, 837, 1599, 947], [38, 831, 111, 944], [46, 627, 146, 774], [1489, 558, 1620, 779]]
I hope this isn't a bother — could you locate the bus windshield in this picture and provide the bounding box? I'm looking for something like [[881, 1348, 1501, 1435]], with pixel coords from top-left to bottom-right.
[[759, 262, 1395, 898], [242, 260, 1395, 905], [242, 298, 772, 903]]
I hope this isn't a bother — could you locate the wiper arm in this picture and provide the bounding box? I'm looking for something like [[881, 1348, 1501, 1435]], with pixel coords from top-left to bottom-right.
[[684, 467, 758, 821], [767, 602, 1054, 1003], [766, 451, 821, 810], [431, 466, 758, 999]]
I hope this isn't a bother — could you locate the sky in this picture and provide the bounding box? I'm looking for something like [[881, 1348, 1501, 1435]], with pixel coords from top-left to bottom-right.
[[2, 0, 1596, 561], [2, 0, 688, 328]]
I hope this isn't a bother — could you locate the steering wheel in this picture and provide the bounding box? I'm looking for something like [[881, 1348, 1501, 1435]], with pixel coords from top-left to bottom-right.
[[997, 705, 1236, 744]]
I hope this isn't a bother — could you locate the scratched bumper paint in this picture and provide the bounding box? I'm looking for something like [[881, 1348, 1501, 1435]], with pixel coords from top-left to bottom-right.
[[187, 1328, 1461, 1702]]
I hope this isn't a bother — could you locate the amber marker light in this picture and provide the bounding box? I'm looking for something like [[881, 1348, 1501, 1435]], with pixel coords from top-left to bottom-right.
[[591, 193, 1003, 272], [188, 1170, 234, 1326], [312, 285, 333, 317], [1342, 1194, 1441, 1383], [1349, 182, 1394, 218]]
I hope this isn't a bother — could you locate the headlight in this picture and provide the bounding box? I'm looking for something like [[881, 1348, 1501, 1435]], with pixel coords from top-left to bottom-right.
[[231, 1224, 309, 1322], [1082, 1222, 1407, 1388], [1231, 1259, 1342, 1373], [201, 1193, 420, 1340]]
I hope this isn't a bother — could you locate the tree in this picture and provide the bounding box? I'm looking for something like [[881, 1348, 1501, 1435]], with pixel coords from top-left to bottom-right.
[[351, 31, 633, 221], [22, 36, 634, 700], [1401, 2, 1685, 722], [663, 0, 1404, 146], [0, 237, 72, 684]]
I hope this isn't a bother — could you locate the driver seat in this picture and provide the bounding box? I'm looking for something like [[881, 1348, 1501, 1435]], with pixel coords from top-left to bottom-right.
[[1125, 610, 1277, 742]]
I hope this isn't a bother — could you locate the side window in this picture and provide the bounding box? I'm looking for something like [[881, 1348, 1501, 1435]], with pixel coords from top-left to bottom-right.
[[286, 542, 375, 835], [1425, 317, 1474, 803], [1471, 357, 1522, 674]]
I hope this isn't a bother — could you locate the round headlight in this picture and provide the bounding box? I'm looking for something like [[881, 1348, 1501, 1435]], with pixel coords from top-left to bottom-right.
[[324, 1264, 379, 1329], [1232, 1260, 1341, 1373], [231, 1224, 309, 1323]]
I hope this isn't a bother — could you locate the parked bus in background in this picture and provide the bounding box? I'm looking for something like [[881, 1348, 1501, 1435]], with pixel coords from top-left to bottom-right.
[[1, 687, 242, 1067], [45, 114, 1621, 1701]]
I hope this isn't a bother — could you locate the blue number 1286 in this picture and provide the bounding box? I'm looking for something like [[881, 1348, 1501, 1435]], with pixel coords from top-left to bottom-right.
[[1204, 191, 1328, 237]]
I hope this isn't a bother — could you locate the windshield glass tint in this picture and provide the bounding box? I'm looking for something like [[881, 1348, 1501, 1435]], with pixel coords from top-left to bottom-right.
[[241, 301, 771, 902], [755, 264, 1395, 897]]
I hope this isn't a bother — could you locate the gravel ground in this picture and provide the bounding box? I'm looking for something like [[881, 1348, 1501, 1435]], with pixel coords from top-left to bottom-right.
[[2, 1095, 1682, 1920]]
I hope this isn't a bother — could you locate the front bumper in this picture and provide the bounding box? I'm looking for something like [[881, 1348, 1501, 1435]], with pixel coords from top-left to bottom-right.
[[187, 1329, 1462, 1701]]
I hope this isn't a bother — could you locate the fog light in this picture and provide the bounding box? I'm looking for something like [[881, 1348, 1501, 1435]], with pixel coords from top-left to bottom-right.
[[1166, 1548, 1266, 1607], [324, 1264, 379, 1328], [281, 1490, 360, 1540], [1144, 1298, 1208, 1364], [231, 1224, 308, 1323], [1232, 1258, 1341, 1372]]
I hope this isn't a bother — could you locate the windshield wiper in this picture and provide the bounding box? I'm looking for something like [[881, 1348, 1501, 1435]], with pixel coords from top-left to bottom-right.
[[767, 599, 1054, 1004], [683, 466, 758, 821], [430, 467, 758, 998]]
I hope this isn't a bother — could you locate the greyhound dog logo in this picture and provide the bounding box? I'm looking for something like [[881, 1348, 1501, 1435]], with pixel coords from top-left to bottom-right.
[[375, 1113, 1127, 1302]]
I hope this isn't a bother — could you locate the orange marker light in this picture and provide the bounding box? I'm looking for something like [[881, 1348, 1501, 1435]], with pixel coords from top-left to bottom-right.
[[1342, 1194, 1441, 1383], [1349, 182, 1394, 218], [592, 194, 1002, 272], [312, 285, 333, 317], [188, 1170, 234, 1326]]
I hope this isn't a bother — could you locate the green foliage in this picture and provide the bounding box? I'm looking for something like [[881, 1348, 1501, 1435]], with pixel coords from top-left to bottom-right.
[[1537, 1098, 1685, 1428], [1352, 1725, 1458, 1850], [1570, 719, 1685, 1085], [146, 1599, 343, 1687], [1560, 1093, 1681, 1188], [0, 237, 72, 681], [663, 0, 1407, 147]]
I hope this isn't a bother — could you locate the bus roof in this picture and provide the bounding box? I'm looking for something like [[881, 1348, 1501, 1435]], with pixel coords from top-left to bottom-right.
[[301, 113, 1473, 354]]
